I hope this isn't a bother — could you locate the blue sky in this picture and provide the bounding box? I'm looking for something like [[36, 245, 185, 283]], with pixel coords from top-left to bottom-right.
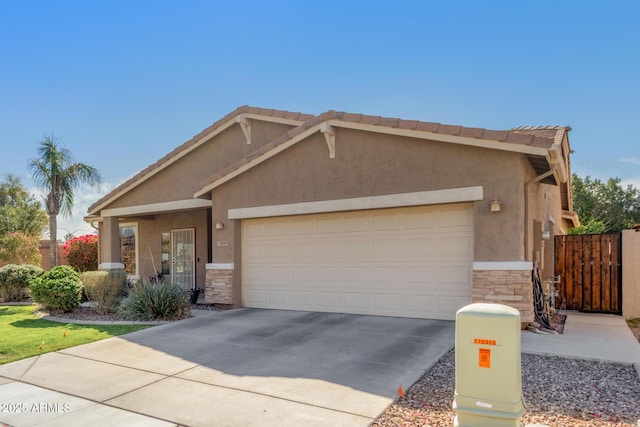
[[1, 1, 638, 237]]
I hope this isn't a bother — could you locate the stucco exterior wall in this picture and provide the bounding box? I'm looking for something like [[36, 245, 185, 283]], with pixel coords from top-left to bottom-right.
[[210, 128, 529, 264], [622, 229, 640, 318], [107, 120, 294, 209], [523, 160, 566, 280], [128, 210, 209, 288]]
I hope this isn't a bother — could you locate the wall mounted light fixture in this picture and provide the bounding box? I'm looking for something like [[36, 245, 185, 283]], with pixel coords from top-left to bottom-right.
[[490, 199, 502, 212], [215, 220, 225, 230]]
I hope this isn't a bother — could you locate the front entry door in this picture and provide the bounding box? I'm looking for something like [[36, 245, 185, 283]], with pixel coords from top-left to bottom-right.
[[171, 228, 195, 291]]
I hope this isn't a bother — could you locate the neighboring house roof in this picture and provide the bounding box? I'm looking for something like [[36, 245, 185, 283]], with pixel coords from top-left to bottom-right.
[[89, 106, 571, 214]]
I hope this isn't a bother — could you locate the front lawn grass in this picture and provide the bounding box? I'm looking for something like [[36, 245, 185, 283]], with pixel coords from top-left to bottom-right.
[[0, 305, 153, 365]]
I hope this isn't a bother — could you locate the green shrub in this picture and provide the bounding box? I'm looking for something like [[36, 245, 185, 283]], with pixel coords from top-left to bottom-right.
[[0, 264, 43, 302], [80, 270, 127, 314], [117, 281, 191, 321], [29, 265, 83, 312]]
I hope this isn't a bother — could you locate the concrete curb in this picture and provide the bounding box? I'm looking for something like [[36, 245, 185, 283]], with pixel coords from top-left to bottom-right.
[[34, 310, 169, 325]]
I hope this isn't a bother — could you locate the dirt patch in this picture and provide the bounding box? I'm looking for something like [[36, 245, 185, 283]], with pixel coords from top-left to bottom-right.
[[38, 303, 231, 322], [549, 312, 566, 334]]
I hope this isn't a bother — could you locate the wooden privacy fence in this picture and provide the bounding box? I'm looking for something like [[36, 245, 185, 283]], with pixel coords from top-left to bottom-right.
[[554, 233, 622, 314]]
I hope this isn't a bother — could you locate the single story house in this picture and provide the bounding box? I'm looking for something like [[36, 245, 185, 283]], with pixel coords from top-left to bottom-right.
[[86, 106, 578, 322]]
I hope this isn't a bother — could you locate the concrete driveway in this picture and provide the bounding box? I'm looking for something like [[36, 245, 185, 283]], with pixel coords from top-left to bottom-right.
[[0, 308, 454, 427]]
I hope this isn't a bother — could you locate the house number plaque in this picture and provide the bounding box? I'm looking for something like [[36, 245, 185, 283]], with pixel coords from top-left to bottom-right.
[[216, 240, 229, 247]]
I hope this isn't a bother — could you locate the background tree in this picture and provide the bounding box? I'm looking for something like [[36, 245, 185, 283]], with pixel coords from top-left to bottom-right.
[[570, 173, 640, 234], [29, 135, 101, 268], [0, 174, 47, 266]]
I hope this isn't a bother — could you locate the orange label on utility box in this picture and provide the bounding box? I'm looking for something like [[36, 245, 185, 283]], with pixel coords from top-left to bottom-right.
[[479, 348, 491, 368], [474, 338, 497, 346]]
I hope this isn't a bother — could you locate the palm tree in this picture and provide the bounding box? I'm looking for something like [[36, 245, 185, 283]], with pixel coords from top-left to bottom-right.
[[30, 134, 102, 268]]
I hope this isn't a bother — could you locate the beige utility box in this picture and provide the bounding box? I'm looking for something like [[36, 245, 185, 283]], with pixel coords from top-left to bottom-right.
[[453, 303, 523, 427]]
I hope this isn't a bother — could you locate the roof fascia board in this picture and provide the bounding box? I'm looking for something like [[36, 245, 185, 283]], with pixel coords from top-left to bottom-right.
[[242, 113, 306, 127], [89, 113, 307, 215], [194, 124, 322, 197], [330, 120, 550, 157], [545, 144, 568, 184], [101, 198, 212, 218], [228, 186, 483, 220]]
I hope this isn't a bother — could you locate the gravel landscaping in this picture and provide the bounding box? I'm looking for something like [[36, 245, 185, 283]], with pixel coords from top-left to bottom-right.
[[372, 349, 640, 427]]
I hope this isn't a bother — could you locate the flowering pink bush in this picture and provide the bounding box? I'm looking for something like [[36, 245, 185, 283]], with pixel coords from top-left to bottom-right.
[[63, 234, 98, 272]]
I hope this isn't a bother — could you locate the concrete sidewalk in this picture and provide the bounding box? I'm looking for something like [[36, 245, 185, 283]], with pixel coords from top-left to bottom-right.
[[521, 310, 640, 372]]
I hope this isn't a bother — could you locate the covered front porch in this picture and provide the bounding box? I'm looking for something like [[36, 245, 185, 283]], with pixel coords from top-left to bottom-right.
[[88, 199, 213, 293]]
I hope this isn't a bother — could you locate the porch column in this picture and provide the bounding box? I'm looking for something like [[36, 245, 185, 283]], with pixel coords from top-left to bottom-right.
[[205, 209, 238, 306], [99, 216, 124, 270]]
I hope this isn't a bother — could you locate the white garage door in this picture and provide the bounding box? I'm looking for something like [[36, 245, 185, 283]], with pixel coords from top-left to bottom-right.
[[242, 203, 474, 320]]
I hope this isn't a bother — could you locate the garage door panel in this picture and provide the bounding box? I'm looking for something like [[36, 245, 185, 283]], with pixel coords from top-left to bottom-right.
[[437, 295, 470, 314], [437, 205, 474, 227], [372, 212, 400, 231], [436, 236, 474, 258], [245, 265, 268, 283], [404, 294, 438, 313], [291, 242, 314, 259], [267, 220, 289, 237], [291, 267, 314, 282], [246, 289, 268, 305], [289, 220, 314, 235], [260, 290, 287, 306], [245, 241, 267, 260], [372, 239, 401, 257], [317, 217, 342, 233], [245, 222, 266, 238], [343, 293, 370, 310], [372, 266, 402, 284], [371, 293, 403, 311], [317, 292, 343, 308], [242, 204, 473, 320], [316, 267, 342, 283], [343, 240, 369, 257], [403, 238, 438, 257], [267, 267, 290, 281], [316, 240, 341, 259], [404, 266, 438, 285], [343, 213, 369, 232], [267, 242, 290, 260], [403, 211, 437, 230], [290, 291, 314, 306], [343, 266, 369, 283]]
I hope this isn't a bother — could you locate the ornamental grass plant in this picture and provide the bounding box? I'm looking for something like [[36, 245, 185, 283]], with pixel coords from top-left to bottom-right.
[[117, 280, 191, 321]]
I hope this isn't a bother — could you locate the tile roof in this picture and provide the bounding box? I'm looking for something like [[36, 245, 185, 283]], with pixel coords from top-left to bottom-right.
[[511, 125, 571, 146], [195, 109, 567, 196], [315, 111, 558, 148], [90, 106, 570, 214]]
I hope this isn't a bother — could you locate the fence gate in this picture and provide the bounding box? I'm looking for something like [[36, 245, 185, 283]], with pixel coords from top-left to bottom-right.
[[554, 233, 622, 314]]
